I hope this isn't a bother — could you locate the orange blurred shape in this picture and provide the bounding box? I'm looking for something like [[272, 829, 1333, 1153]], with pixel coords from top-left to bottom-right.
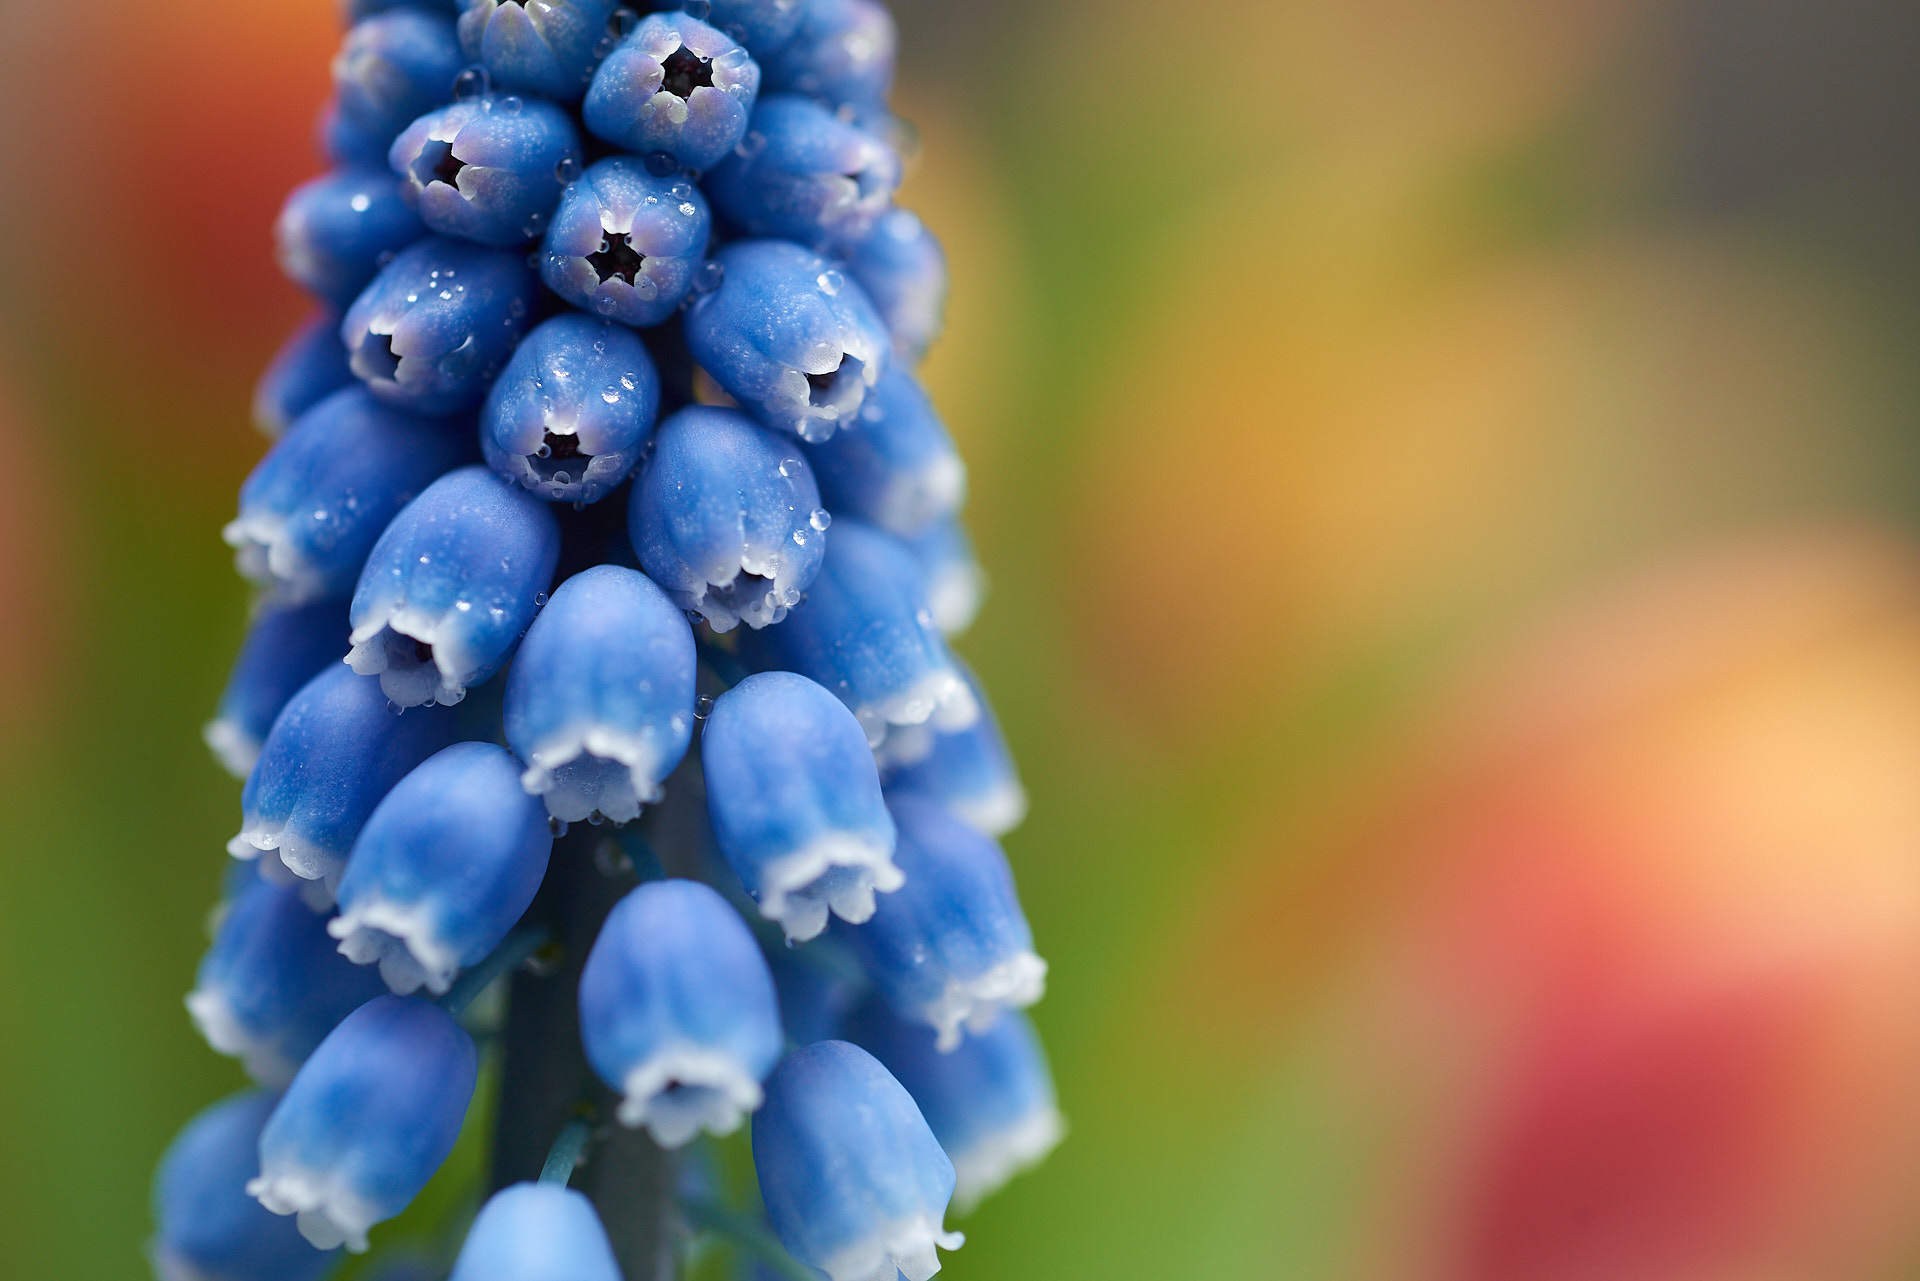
[[1339, 533, 1920, 1281]]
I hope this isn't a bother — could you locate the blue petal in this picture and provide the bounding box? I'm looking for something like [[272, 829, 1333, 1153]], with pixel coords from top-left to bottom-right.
[[253, 311, 358, 438], [759, 0, 895, 110], [390, 97, 582, 246], [448, 1184, 623, 1281], [705, 95, 898, 252], [325, 11, 465, 168], [582, 13, 760, 172], [503, 564, 696, 821], [804, 363, 963, 537], [766, 928, 873, 1045], [682, 239, 888, 442], [456, 0, 620, 103], [252, 996, 477, 1252], [333, 742, 554, 994], [481, 314, 661, 504], [703, 0, 805, 57], [846, 206, 947, 366], [578, 879, 784, 1145], [628, 405, 824, 630], [903, 515, 985, 636], [153, 1091, 338, 1281], [837, 791, 1044, 1050], [540, 157, 711, 326], [276, 168, 426, 310], [752, 1040, 961, 1281], [347, 465, 561, 708], [226, 386, 474, 604], [702, 671, 899, 941], [206, 598, 352, 779], [233, 663, 464, 894], [878, 660, 1025, 837]]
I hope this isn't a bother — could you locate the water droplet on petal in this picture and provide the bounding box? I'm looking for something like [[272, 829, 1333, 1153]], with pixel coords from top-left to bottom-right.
[[816, 269, 843, 295], [694, 694, 716, 719], [555, 155, 582, 184], [609, 7, 640, 38], [684, 0, 710, 19], [453, 66, 490, 100], [693, 260, 725, 292], [602, 387, 620, 403], [809, 508, 832, 532], [534, 591, 550, 607]]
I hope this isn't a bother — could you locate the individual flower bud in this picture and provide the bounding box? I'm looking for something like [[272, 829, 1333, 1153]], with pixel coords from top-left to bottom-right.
[[705, 95, 899, 252], [225, 386, 475, 605], [448, 1183, 622, 1281], [702, 671, 900, 942], [324, 10, 465, 167], [880, 664, 1027, 838], [455, 0, 620, 102], [540, 157, 711, 326], [342, 235, 540, 416], [186, 872, 392, 1087], [768, 932, 872, 1045], [737, 519, 976, 743], [759, 0, 895, 110], [704, 0, 805, 56], [582, 12, 760, 172], [152, 1091, 338, 1281], [846, 1000, 1062, 1213], [840, 792, 1045, 1050], [254, 311, 358, 438], [904, 516, 984, 637], [847, 207, 946, 366], [205, 599, 351, 778], [503, 565, 696, 821], [578, 879, 784, 1146], [347, 465, 561, 708], [276, 169, 427, 310], [390, 96, 582, 246], [803, 365, 963, 538], [628, 406, 824, 630], [251, 996, 478, 1252], [230, 664, 463, 893], [753, 1040, 962, 1281], [481, 314, 661, 504], [331, 743, 554, 994], [683, 239, 888, 442]]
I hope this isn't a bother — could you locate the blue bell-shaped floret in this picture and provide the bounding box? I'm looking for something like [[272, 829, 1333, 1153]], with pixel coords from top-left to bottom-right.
[[877, 661, 1026, 837], [447, 1183, 623, 1281], [540, 157, 712, 327], [705, 95, 898, 252], [759, 0, 895, 110], [582, 12, 760, 171], [803, 364, 963, 538], [456, 0, 620, 102], [390, 96, 583, 246], [205, 599, 351, 779], [847, 207, 946, 366]]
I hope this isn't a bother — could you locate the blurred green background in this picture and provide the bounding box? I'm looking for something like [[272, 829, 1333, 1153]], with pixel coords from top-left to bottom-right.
[[5, 1, 1920, 1277]]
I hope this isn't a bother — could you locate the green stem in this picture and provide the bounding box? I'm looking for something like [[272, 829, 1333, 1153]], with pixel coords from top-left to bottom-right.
[[538, 1116, 594, 1186]]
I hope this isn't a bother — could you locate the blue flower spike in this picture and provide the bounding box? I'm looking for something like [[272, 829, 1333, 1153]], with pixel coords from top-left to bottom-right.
[[503, 564, 696, 822], [805, 364, 964, 538], [705, 95, 899, 251], [186, 873, 392, 1088], [847, 1001, 1063, 1213], [628, 405, 825, 630], [251, 995, 478, 1252], [390, 96, 583, 246], [753, 1040, 963, 1281], [905, 516, 986, 636], [683, 238, 889, 442], [704, 0, 805, 56], [578, 879, 784, 1146], [739, 518, 977, 745], [701, 671, 902, 942], [448, 1184, 623, 1281], [324, 10, 465, 167], [841, 792, 1045, 1050], [205, 598, 350, 778], [331, 742, 554, 994], [153, 1091, 338, 1281], [342, 235, 540, 415], [346, 465, 562, 708], [481, 313, 661, 503], [849, 207, 947, 365], [880, 664, 1027, 838], [276, 169, 427, 311], [456, 0, 621, 102], [253, 311, 358, 438], [540, 157, 712, 326], [582, 12, 760, 172], [225, 386, 474, 605], [761, 0, 896, 110], [230, 664, 462, 895], [346, 0, 460, 15]]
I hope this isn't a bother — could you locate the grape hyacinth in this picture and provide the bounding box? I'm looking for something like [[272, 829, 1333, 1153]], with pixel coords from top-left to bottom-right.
[[168, 3, 1056, 1275]]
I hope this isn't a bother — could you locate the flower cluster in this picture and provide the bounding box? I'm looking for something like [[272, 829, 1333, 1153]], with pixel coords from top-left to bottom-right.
[[158, 2, 1060, 1278]]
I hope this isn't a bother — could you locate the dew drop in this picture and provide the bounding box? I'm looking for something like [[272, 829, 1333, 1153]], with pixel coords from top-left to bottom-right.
[[534, 591, 550, 606], [453, 66, 491, 100], [670, 181, 694, 200], [816, 269, 843, 295], [777, 457, 800, 478], [694, 693, 716, 719], [500, 94, 523, 115], [602, 387, 620, 403], [620, 372, 637, 390], [643, 151, 679, 177], [348, 192, 371, 213], [595, 294, 619, 315], [609, 7, 639, 37], [693, 260, 725, 292], [734, 130, 766, 160], [555, 155, 582, 184], [809, 508, 832, 532]]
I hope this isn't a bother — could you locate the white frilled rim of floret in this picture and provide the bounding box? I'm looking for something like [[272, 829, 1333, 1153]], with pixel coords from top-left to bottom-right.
[[502, 423, 632, 503], [328, 894, 460, 996], [184, 984, 301, 1089], [616, 1044, 767, 1148], [201, 716, 260, 780], [228, 824, 342, 907], [346, 604, 482, 709], [925, 557, 985, 638], [923, 951, 1049, 1053], [854, 665, 978, 749], [249, 1162, 384, 1253], [875, 453, 966, 541], [816, 1212, 965, 1281], [676, 542, 810, 633], [953, 780, 1028, 840], [950, 1105, 1067, 1215], [754, 831, 906, 943], [222, 512, 328, 605], [520, 724, 678, 822], [775, 331, 885, 444]]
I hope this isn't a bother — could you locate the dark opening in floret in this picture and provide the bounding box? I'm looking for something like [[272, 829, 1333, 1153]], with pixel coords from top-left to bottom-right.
[[412, 637, 434, 665], [805, 357, 862, 409], [660, 46, 714, 99], [530, 429, 594, 484], [361, 334, 401, 380], [412, 139, 467, 189], [588, 232, 647, 285]]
